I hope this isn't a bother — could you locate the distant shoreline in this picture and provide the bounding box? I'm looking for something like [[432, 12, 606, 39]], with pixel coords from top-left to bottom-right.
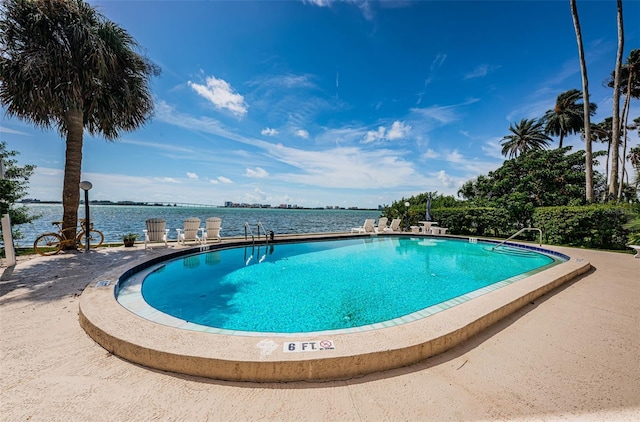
[[20, 200, 378, 211]]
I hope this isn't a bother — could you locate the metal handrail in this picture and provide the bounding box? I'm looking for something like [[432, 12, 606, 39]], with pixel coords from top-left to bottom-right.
[[491, 227, 542, 251], [244, 222, 255, 244]]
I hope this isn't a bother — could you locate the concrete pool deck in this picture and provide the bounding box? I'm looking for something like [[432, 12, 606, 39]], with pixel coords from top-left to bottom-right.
[[1, 236, 639, 420]]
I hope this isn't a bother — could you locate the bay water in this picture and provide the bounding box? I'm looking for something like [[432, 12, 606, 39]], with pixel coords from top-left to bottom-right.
[[11, 204, 383, 246]]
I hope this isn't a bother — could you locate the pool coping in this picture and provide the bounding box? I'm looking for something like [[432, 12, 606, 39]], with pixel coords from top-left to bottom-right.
[[79, 233, 591, 382]]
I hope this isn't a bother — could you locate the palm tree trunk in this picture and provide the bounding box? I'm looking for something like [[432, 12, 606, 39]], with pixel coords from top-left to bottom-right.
[[570, 0, 593, 202], [609, 0, 624, 198], [603, 140, 611, 201], [558, 132, 564, 149], [617, 76, 632, 199], [62, 109, 84, 248]]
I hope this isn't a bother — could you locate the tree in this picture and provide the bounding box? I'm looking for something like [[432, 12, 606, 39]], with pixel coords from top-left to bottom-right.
[[628, 145, 640, 197], [569, 0, 594, 202], [458, 147, 600, 226], [0, 0, 159, 245], [607, 0, 624, 199], [542, 89, 597, 149], [617, 50, 639, 199], [0, 142, 38, 244], [500, 119, 551, 159]]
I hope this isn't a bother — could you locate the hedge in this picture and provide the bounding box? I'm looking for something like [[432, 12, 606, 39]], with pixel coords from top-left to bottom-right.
[[424, 204, 632, 250], [533, 205, 631, 250]]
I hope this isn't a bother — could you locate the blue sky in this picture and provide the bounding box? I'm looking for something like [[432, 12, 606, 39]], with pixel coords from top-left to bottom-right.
[[1, 0, 639, 208]]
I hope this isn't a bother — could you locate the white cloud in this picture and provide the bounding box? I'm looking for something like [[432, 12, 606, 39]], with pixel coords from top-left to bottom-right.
[[364, 126, 386, 143], [245, 167, 269, 178], [481, 139, 505, 160], [295, 129, 310, 139], [464, 65, 489, 79], [0, 126, 30, 136], [362, 121, 410, 143], [157, 177, 180, 183], [436, 170, 456, 188], [387, 121, 411, 140], [218, 176, 233, 184], [186, 172, 198, 179], [423, 149, 439, 159], [464, 64, 501, 80], [249, 73, 316, 89], [188, 76, 248, 116], [446, 150, 464, 163], [261, 127, 279, 136], [263, 142, 430, 189]]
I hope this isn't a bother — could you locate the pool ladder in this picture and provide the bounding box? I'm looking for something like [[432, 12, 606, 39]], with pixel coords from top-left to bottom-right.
[[491, 227, 542, 251], [244, 221, 273, 245]]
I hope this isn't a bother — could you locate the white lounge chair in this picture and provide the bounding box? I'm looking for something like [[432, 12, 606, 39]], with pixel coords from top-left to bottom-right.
[[629, 245, 640, 258], [143, 218, 169, 249], [375, 217, 388, 233], [201, 217, 222, 243], [176, 217, 202, 245], [351, 219, 375, 234], [385, 218, 401, 232]]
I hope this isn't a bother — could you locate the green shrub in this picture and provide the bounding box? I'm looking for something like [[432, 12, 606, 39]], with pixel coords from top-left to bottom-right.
[[533, 205, 632, 249], [431, 207, 511, 237]]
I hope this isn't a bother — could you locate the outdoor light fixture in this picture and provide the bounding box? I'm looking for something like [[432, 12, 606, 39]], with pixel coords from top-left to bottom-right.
[[79, 181, 93, 252], [404, 201, 410, 231]]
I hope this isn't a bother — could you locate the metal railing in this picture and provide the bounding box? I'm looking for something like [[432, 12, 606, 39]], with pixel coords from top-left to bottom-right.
[[244, 222, 255, 244], [245, 221, 274, 245], [491, 227, 542, 251]]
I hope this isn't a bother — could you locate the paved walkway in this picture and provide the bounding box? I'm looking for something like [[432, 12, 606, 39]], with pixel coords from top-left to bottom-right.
[[1, 243, 638, 421]]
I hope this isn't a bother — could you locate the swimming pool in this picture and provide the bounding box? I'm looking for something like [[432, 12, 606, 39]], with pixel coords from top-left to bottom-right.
[[117, 236, 562, 334], [82, 233, 588, 382]]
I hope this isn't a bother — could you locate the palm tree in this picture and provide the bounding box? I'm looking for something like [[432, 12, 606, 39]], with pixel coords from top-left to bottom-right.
[[500, 119, 551, 159], [609, 0, 624, 199], [542, 89, 598, 148], [570, 0, 594, 202], [0, 0, 159, 244], [617, 49, 639, 200], [542, 89, 596, 149]]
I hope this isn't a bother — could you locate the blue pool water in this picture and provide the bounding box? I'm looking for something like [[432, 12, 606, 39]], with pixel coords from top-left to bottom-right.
[[132, 237, 560, 333]]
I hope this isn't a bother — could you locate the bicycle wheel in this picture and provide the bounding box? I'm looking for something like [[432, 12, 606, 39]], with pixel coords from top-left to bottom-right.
[[77, 229, 105, 249], [34, 233, 63, 256]]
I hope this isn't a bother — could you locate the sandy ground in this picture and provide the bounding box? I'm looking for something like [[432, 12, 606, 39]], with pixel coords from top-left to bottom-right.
[[1, 243, 639, 421]]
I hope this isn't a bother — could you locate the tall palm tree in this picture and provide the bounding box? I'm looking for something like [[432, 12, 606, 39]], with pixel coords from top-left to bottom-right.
[[617, 49, 639, 200], [0, 0, 159, 243], [609, 0, 624, 199], [542, 89, 596, 149], [570, 0, 594, 202], [500, 119, 551, 159]]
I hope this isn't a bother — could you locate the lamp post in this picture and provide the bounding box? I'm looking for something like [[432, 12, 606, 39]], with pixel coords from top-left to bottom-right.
[[404, 201, 410, 232], [79, 181, 93, 252]]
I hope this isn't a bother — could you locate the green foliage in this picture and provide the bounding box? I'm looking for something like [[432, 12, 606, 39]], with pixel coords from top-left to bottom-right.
[[542, 88, 597, 148], [381, 192, 462, 228], [533, 205, 632, 250], [0, 142, 39, 244], [458, 147, 596, 227], [623, 204, 640, 245], [500, 118, 551, 158], [427, 207, 511, 237]]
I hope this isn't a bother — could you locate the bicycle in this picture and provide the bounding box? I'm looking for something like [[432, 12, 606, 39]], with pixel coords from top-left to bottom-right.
[[33, 219, 105, 256]]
